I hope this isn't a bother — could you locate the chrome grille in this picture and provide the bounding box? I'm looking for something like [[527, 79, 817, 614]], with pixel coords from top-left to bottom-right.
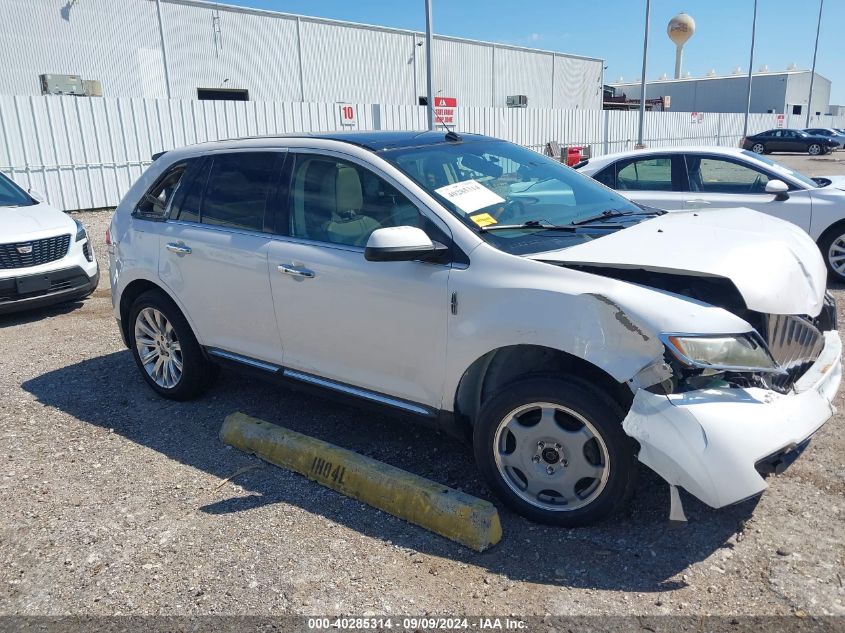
[[764, 314, 824, 391], [0, 234, 71, 269]]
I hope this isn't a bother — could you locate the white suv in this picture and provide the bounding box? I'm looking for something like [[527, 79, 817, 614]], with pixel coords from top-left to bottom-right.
[[108, 132, 841, 526], [0, 172, 98, 314]]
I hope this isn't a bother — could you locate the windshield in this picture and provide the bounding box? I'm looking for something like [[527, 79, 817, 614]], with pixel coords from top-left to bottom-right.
[[381, 140, 641, 254], [0, 172, 35, 207], [741, 150, 819, 189]]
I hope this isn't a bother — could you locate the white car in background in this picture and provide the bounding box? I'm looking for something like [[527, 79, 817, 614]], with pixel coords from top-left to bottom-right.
[[0, 172, 99, 314], [576, 147, 845, 281]]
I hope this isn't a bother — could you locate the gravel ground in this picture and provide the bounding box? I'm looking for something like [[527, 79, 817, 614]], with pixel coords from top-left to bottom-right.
[[1, 155, 844, 617]]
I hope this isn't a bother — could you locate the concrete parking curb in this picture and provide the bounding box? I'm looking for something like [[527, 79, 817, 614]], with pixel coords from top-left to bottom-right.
[[220, 412, 502, 552]]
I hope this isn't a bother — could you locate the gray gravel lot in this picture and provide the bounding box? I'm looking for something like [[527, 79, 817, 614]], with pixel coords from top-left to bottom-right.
[[0, 154, 844, 617]]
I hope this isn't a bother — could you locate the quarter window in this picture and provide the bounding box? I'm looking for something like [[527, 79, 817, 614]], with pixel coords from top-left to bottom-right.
[[616, 157, 673, 191], [287, 155, 422, 247], [135, 161, 189, 219], [686, 157, 770, 193]]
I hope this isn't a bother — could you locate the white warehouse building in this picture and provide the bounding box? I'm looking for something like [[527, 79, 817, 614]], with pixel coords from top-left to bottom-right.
[[0, 0, 605, 109], [612, 70, 831, 116]]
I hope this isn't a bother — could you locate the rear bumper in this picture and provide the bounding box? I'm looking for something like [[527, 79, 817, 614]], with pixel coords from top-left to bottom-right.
[[623, 330, 841, 509], [0, 266, 100, 315]]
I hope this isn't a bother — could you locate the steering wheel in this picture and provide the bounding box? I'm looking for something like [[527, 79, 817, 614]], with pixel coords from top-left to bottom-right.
[[497, 199, 526, 224]]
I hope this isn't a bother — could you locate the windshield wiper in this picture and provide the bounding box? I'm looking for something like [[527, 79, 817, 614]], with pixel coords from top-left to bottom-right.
[[479, 219, 578, 233], [570, 209, 639, 226]]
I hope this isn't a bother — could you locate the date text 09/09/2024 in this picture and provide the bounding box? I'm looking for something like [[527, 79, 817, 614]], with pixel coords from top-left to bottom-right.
[[307, 617, 527, 630]]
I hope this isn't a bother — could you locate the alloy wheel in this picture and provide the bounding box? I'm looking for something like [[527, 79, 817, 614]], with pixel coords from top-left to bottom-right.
[[809, 144, 822, 156], [828, 235, 845, 277], [752, 143, 765, 154], [134, 307, 183, 389], [493, 402, 610, 511]]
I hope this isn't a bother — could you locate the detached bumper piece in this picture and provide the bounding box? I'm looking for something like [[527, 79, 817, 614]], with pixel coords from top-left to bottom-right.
[[0, 266, 99, 314], [623, 330, 841, 509]]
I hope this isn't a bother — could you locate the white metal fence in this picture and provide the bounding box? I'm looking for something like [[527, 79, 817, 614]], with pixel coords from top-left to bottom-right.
[[1, 95, 844, 211]]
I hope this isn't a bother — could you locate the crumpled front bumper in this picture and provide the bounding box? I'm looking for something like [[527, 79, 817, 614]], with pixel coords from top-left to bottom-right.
[[622, 330, 842, 509]]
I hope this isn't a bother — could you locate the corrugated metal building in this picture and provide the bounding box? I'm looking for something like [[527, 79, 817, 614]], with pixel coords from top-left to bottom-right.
[[612, 70, 831, 116], [0, 0, 604, 109]]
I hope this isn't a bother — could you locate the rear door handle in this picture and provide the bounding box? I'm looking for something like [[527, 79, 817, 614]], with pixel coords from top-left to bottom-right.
[[684, 199, 711, 206], [166, 242, 192, 255], [277, 264, 315, 279]]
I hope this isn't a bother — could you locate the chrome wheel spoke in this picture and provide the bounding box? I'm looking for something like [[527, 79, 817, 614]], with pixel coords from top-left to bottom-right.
[[135, 307, 182, 389]]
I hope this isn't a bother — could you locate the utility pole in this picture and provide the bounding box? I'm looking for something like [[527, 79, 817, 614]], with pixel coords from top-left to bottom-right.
[[154, 0, 172, 98], [636, 0, 651, 148], [742, 0, 758, 141], [424, 0, 435, 130], [806, 0, 824, 127]]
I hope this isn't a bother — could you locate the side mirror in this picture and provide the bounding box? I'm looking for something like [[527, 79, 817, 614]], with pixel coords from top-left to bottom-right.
[[765, 179, 790, 200], [364, 226, 449, 263], [28, 189, 45, 203]]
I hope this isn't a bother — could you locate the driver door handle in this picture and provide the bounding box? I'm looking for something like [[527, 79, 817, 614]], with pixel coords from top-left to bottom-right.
[[277, 264, 315, 279], [166, 242, 192, 255]]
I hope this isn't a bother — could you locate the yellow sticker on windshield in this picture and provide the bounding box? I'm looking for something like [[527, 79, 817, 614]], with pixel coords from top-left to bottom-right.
[[470, 213, 498, 228]]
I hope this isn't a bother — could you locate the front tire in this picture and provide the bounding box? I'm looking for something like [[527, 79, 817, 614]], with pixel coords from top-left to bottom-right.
[[818, 226, 845, 283], [128, 290, 216, 400], [473, 376, 637, 526], [808, 143, 822, 156], [751, 143, 766, 154]]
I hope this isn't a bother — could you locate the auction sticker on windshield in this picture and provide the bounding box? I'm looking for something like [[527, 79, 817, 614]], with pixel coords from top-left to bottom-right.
[[435, 179, 505, 214]]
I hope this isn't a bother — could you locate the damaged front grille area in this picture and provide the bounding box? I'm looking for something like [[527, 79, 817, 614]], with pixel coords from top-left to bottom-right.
[[762, 314, 824, 392]]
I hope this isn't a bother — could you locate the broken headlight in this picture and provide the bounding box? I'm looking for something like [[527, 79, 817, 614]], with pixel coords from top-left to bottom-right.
[[661, 333, 782, 374]]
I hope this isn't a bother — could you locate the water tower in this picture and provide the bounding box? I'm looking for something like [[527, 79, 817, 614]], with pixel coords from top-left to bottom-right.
[[667, 13, 696, 79]]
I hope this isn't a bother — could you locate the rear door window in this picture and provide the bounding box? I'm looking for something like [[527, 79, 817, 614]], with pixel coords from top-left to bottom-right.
[[616, 157, 674, 191], [200, 152, 281, 232]]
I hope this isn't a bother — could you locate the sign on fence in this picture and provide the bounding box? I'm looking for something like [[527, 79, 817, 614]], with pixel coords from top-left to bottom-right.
[[690, 112, 705, 125], [434, 97, 457, 127], [338, 103, 357, 126], [776, 114, 785, 128]]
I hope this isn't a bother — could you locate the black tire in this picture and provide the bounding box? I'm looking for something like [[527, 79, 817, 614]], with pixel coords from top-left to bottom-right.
[[473, 376, 637, 526], [751, 143, 766, 154], [128, 289, 217, 400], [808, 143, 822, 156], [818, 224, 845, 283]]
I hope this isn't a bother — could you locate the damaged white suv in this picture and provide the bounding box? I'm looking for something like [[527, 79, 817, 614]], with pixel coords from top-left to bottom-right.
[[109, 132, 841, 526]]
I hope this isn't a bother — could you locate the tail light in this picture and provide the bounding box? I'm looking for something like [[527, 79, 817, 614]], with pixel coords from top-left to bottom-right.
[[105, 227, 112, 247]]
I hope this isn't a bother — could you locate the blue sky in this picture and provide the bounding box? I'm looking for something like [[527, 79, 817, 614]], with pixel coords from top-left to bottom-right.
[[221, 0, 845, 104]]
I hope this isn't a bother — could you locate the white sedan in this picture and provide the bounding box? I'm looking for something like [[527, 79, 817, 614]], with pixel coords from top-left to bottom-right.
[[576, 147, 845, 281]]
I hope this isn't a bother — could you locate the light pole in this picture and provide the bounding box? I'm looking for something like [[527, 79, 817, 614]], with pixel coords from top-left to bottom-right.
[[636, 0, 651, 148], [154, 0, 172, 98], [806, 0, 824, 127], [424, 0, 435, 130], [742, 0, 758, 141]]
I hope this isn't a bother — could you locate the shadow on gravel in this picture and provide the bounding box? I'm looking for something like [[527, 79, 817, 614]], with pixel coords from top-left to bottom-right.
[[23, 350, 756, 594], [0, 300, 87, 328]]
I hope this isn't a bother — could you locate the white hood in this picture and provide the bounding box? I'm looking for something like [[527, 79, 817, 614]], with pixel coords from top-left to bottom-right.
[[529, 208, 826, 316], [0, 202, 74, 240]]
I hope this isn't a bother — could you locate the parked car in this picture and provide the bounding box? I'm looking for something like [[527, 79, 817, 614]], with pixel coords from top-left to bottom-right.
[[804, 128, 845, 149], [576, 146, 845, 280], [741, 129, 838, 155], [109, 131, 841, 526], [0, 172, 99, 314]]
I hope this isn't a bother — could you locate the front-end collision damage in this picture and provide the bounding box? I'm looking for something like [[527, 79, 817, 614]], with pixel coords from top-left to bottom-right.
[[622, 331, 842, 510]]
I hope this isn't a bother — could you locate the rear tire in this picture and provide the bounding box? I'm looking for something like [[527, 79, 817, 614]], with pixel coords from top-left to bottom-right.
[[808, 143, 822, 156], [128, 290, 217, 400], [473, 376, 637, 526], [751, 143, 766, 154]]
